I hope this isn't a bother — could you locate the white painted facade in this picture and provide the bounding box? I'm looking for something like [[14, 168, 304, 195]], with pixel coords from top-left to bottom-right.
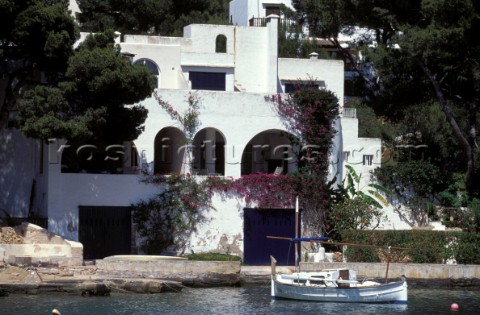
[[1, 4, 410, 258]]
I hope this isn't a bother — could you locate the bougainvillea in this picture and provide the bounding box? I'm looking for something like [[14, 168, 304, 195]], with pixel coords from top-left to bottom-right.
[[269, 87, 340, 235], [270, 86, 339, 177], [154, 91, 201, 141], [207, 174, 298, 208]]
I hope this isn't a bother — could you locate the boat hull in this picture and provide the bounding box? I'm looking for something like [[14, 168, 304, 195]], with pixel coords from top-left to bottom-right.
[[272, 279, 408, 304]]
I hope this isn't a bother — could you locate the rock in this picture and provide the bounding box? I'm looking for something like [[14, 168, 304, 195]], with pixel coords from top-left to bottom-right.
[[333, 252, 343, 262], [0, 227, 23, 244], [24, 270, 42, 284], [80, 282, 111, 296], [107, 278, 183, 294]]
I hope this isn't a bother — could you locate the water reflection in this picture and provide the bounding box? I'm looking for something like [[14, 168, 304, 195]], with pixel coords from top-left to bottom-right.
[[0, 286, 478, 315]]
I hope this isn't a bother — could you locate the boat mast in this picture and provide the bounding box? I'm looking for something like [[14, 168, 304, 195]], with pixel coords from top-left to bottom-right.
[[295, 196, 299, 272]]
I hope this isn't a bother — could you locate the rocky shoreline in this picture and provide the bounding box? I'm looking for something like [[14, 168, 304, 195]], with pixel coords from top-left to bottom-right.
[[0, 264, 186, 297], [0, 258, 242, 297]]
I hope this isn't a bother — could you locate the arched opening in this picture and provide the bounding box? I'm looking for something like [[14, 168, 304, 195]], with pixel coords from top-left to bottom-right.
[[215, 34, 227, 53], [133, 58, 160, 88], [192, 128, 226, 176], [154, 127, 187, 175], [241, 130, 299, 176]]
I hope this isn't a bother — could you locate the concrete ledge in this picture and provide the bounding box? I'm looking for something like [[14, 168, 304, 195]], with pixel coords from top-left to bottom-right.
[[96, 259, 242, 287], [103, 255, 187, 261], [300, 262, 480, 279], [1, 223, 83, 267], [239, 263, 480, 288]]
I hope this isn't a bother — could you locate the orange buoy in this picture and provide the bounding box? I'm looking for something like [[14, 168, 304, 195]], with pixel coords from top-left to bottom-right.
[[451, 303, 459, 311]]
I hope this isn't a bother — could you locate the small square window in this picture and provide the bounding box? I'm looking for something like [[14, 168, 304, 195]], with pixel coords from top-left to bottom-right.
[[363, 154, 373, 166]]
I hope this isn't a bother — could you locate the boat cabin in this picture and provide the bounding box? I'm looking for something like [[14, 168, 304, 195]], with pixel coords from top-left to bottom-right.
[[278, 269, 359, 288]]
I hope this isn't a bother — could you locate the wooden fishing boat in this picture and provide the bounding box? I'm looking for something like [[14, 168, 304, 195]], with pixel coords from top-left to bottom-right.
[[270, 256, 408, 304], [268, 197, 408, 303]]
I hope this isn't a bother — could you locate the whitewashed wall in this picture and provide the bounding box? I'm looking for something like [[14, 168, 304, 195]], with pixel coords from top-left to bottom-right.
[[134, 89, 289, 177], [278, 58, 345, 104], [46, 170, 159, 241], [187, 194, 247, 256]]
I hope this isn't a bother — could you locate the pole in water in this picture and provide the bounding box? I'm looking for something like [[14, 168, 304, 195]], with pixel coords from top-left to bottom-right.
[[384, 246, 391, 283], [295, 196, 299, 271]]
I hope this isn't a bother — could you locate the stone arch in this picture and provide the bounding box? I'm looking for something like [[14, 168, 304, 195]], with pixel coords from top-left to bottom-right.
[[154, 127, 186, 175], [192, 128, 226, 175], [215, 34, 227, 53], [241, 129, 300, 176]]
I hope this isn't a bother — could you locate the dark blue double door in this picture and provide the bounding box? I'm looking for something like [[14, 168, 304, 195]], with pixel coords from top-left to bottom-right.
[[243, 208, 299, 266]]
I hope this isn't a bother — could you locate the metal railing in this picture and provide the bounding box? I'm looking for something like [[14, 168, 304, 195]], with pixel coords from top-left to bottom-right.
[[249, 17, 267, 27], [342, 108, 357, 118], [249, 17, 300, 31]]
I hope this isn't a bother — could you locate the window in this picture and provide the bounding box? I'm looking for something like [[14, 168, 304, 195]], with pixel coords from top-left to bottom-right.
[[363, 154, 373, 166], [190, 71, 226, 91], [133, 59, 159, 75], [134, 58, 159, 88], [215, 35, 227, 53], [265, 5, 280, 16], [285, 83, 319, 93], [343, 151, 350, 162], [344, 76, 363, 97]]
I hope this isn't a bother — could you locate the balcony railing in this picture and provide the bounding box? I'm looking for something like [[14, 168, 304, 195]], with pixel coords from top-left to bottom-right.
[[342, 108, 357, 118], [249, 18, 301, 32], [249, 17, 267, 27]]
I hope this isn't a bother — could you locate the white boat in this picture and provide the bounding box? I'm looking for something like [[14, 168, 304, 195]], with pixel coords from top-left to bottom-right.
[[270, 256, 408, 304]]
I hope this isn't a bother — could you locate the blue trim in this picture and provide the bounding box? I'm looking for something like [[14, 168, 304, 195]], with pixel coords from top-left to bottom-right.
[[291, 237, 329, 242]]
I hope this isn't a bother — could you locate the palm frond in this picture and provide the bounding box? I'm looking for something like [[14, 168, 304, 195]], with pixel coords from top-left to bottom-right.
[[358, 192, 383, 209], [367, 190, 389, 207], [345, 165, 360, 184], [368, 183, 392, 196]]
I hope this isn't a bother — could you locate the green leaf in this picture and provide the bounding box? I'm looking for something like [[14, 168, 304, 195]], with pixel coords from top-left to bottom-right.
[[366, 190, 389, 207]]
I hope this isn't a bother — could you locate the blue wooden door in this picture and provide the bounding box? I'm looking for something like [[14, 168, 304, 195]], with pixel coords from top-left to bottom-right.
[[243, 208, 299, 266]]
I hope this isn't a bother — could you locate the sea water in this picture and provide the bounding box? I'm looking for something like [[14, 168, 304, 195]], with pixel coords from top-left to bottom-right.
[[1, 286, 479, 315]]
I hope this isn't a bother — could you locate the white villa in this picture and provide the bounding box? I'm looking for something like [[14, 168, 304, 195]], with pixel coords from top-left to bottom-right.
[[0, 1, 410, 262]]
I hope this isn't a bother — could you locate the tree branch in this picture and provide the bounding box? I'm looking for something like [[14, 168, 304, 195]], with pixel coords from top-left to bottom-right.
[[329, 37, 382, 97], [418, 61, 474, 184]]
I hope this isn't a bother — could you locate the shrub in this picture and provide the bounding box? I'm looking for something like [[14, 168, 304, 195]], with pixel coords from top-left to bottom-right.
[[340, 230, 479, 264], [184, 253, 242, 262]]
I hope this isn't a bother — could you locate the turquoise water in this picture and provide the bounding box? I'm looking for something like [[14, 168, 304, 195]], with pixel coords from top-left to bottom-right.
[[1, 286, 480, 314]]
